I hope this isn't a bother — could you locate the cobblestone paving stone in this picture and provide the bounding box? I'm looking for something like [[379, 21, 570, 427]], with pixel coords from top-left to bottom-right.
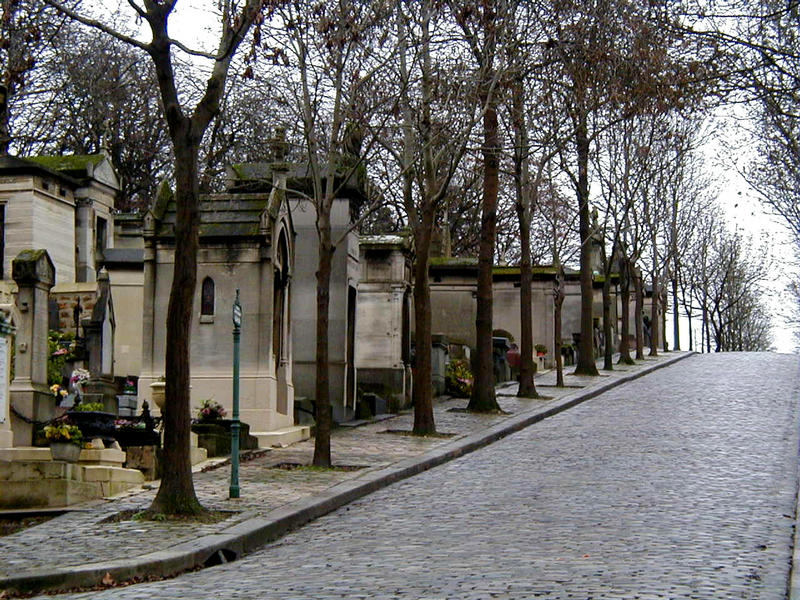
[[31, 352, 800, 599], [1, 356, 594, 576]]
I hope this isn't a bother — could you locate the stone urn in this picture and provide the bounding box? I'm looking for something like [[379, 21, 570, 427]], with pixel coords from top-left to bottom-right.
[[150, 381, 166, 411], [50, 442, 81, 462]]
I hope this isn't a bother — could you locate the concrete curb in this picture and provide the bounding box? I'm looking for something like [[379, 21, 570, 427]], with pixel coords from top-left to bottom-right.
[[787, 408, 800, 599], [2, 352, 694, 596]]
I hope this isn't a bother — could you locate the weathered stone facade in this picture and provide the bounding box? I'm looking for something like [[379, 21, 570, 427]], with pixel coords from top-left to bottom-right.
[[137, 167, 299, 440], [0, 155, 117, 285], [355, 234, 412, 409]]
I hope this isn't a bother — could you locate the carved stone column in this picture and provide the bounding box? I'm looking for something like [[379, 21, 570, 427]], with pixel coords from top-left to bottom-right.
[[9, 250, 55, 445]]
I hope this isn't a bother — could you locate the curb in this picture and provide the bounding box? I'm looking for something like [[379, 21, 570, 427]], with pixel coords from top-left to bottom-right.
[[2, 352, 694, 596], [787, 406, 800, 599]]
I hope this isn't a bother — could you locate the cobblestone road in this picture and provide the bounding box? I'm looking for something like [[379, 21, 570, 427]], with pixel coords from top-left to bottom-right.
[[41, 353, 800, 599]]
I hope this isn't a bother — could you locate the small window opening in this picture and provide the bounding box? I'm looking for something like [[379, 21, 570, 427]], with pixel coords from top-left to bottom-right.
[[201, 277, 215, 316], [96, 217, 108, 254]]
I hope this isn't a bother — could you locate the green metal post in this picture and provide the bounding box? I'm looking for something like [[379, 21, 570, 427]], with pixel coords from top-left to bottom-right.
[[230, 289, 242, 498]]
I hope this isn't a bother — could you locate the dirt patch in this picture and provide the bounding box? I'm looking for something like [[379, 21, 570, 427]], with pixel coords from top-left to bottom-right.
[[0, 515, 54, 537], [379, 430, 456, 439], [99, 508, 236, 525], [446, 407, 510, 415], [200, 448, 272, 472], [270, 462, 365, 472]]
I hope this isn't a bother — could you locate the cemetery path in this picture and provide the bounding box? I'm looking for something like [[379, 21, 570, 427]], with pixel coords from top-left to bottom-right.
[[2, 352, 679, 592], [11, 351, 799, 599]]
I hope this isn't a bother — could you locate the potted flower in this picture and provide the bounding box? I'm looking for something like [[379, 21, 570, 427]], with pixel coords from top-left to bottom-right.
[[191, 399, 257, 457], [44, 421, 83, 462], [535, 344, 548, 357], [445, 359, 473, 398], [196, 398, 227, 422]]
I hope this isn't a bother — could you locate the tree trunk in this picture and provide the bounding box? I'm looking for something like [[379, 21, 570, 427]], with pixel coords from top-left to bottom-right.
[[0, 77, 9, 156], [687, 312, 693, 351], [672, 276, 680, 350], [511, 74, 538, 399], [618, 257, 634, 364], [517, 224, 539, 397], [149, 141, 203, 515], [661, 290, 669, 352], [468, 83, 501, 413], [649, 273, 659, 357], [634, 268, 645, 360], [312, 206, 334, 467], [574, 112, 598, 376], [554, 286, 565, 387], [602, 276, 613, 370], [412, 216, 436, 434]]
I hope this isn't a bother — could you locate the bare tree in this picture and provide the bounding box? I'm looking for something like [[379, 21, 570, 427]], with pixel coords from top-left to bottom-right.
[[267, 0, 395, 464], [46, 0, 265, 514], [504, 3, 570, 397], [545, 0, 712, 374], [390, 1, 482, 433], [451, 0, 508, 413]]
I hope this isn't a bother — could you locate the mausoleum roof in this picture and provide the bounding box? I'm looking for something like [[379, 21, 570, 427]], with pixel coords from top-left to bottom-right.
[[155, 192, 277, 239], [0, 155, 81, 186]]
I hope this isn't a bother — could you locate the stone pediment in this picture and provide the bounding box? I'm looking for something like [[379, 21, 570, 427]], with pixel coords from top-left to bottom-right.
[[88, 157, 119, 191]]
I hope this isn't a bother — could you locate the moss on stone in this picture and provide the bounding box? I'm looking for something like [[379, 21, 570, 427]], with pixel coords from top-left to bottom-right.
[[28, 154, 103, 172]]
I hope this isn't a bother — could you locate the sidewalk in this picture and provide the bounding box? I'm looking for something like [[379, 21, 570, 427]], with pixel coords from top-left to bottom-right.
[[0, 351, 692, 596]]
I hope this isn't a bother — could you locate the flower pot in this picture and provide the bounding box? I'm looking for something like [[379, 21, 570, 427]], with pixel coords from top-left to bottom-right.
[[150, 381, 166, 411], [50, 442, 81, 462]]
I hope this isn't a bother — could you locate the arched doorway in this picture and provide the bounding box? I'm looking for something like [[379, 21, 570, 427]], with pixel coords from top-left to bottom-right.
[[274, 229, 291, 415]]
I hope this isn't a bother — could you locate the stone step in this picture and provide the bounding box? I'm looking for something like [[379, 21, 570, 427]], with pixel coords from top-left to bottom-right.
[[0, 447, 52, 462], [252, 425, 311, 448]]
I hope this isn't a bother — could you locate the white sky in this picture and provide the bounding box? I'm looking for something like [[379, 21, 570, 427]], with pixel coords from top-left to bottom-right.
[[88, 1, 799, 352]]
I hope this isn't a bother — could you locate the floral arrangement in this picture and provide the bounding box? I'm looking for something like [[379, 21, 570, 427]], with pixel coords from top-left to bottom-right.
[[50, 383, 68, 405], [123, 378, 137, 395], [70, 368, 90, 387], [47, 330, 75, 386], [71, 401, 104, 412], [44, 422, 83, 446], [196, 398, 227, 421], [445, 359, 473, 398], [535, 344, 548, 356]]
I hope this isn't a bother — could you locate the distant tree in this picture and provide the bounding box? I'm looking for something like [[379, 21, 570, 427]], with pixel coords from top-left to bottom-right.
[[14, 25, 171, 210], [544, 0, 716, 374], [0, 0, 73, 154]]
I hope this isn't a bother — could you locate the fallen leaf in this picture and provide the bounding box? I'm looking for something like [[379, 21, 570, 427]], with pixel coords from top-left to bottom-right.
[[102, 572, 115, 586]]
